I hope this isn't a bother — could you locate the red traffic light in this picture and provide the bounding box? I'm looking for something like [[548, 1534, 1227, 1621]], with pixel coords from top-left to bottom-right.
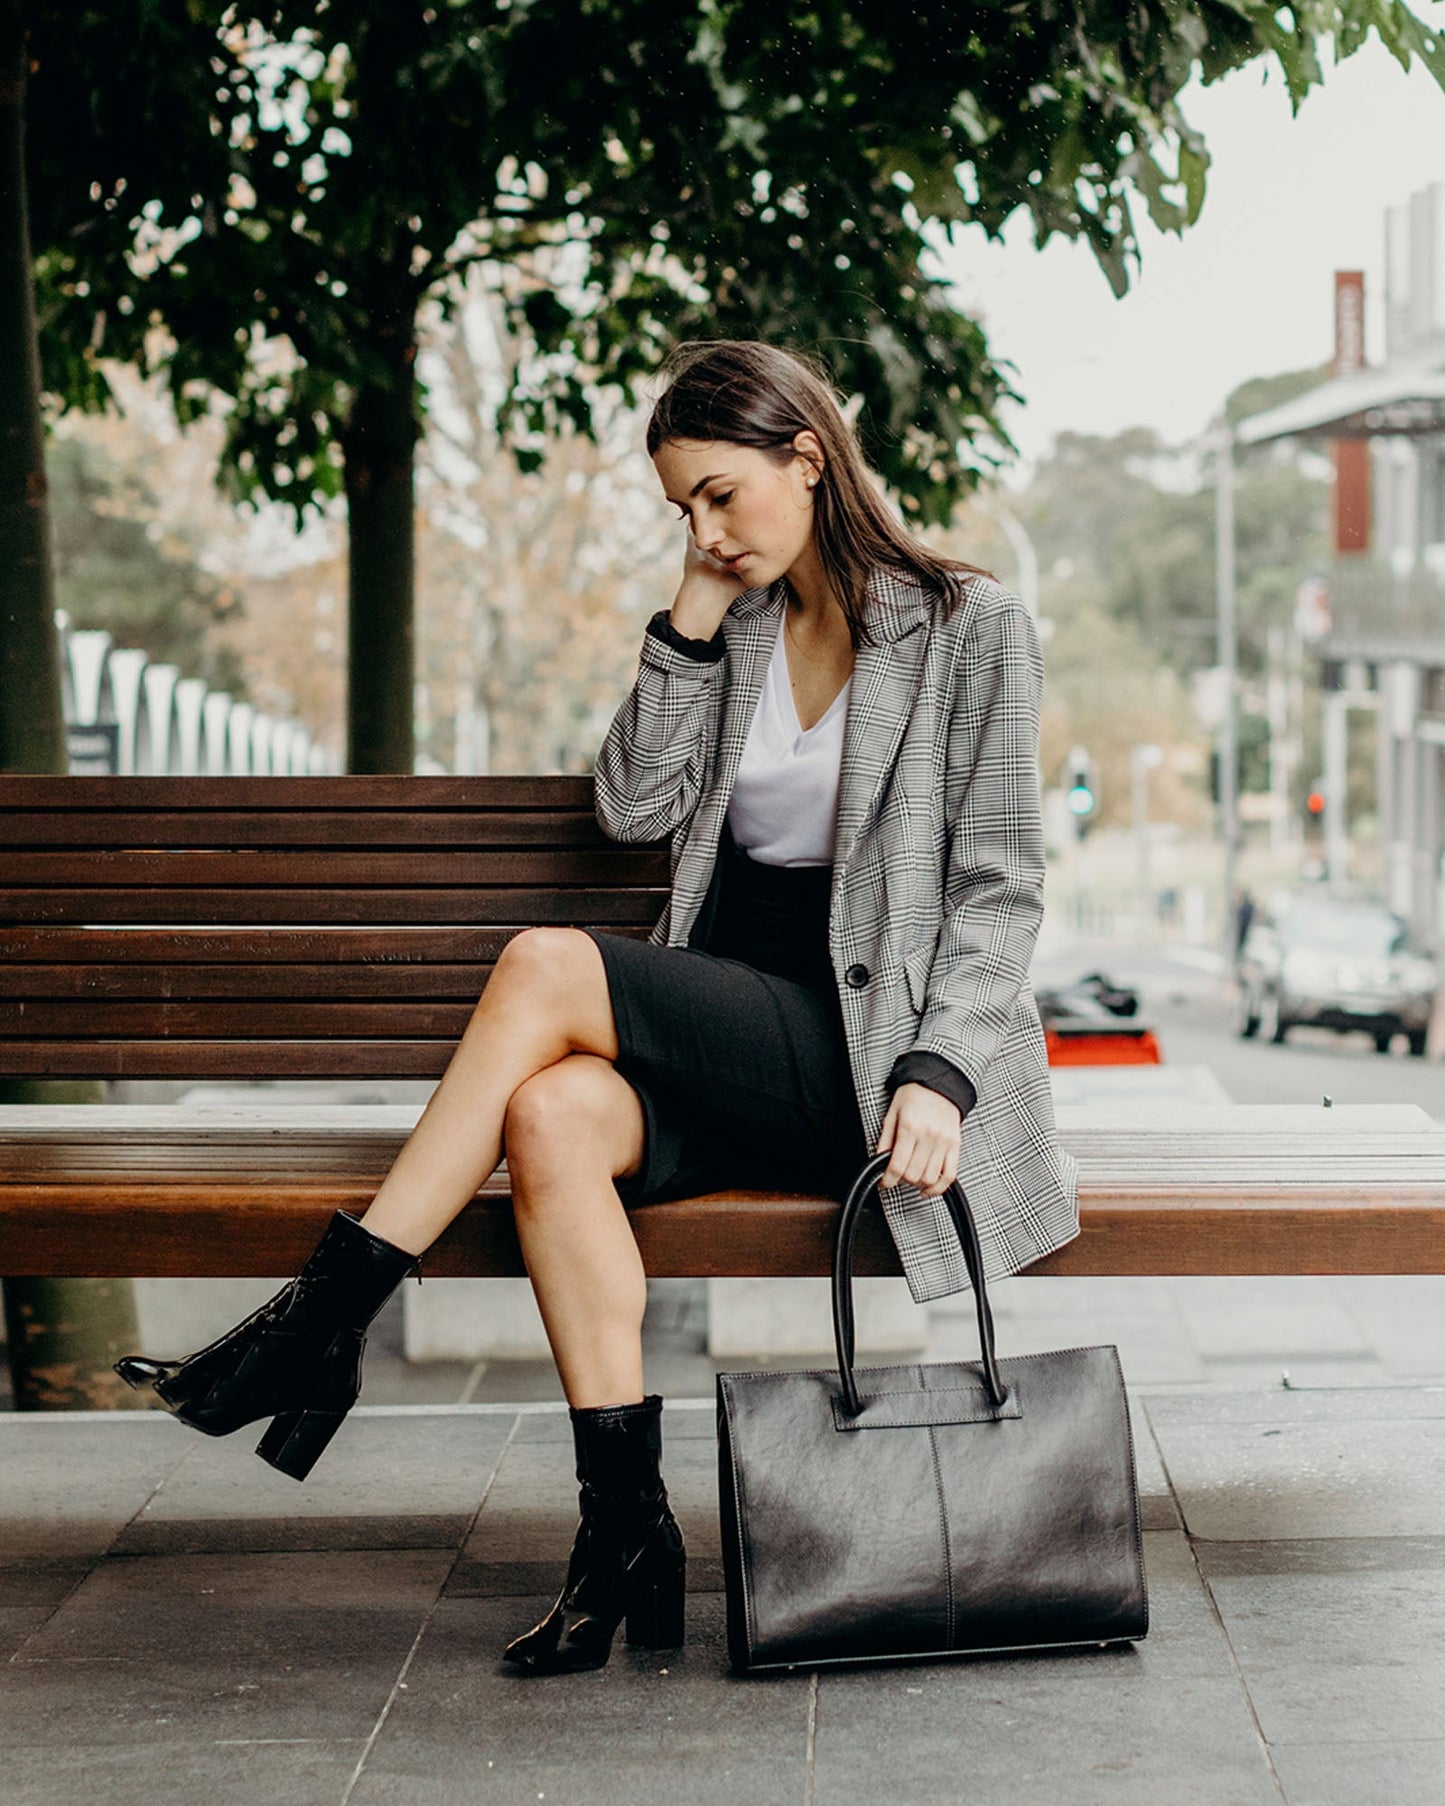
[[1306, 790, 1326, 816]]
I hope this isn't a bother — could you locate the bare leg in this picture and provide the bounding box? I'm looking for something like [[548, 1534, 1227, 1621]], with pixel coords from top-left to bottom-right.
[[359, 928, 622, 1256], [503, 1054, 649, 1407]]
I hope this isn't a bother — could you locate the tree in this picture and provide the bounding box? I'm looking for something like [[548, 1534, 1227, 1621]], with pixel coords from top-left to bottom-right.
[[0, 2, 146, 1410], [1019, 393, 1331, 682], [49, 432, 249, 686], [28, 2, 1445, 770]]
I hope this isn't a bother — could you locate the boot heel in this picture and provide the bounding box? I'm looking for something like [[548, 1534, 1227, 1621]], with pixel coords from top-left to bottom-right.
[[256, 1409, 345, 1481], [625, 1556, 686, 1649]]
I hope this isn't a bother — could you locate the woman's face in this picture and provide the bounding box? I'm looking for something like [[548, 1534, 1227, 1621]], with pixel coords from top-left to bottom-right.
[[652, 435, 820, 587]]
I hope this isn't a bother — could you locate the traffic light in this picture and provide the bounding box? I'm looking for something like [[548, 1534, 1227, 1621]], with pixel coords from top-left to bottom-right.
[[1063, 748, 1097, 836], [1305, 778, 1326, 821]]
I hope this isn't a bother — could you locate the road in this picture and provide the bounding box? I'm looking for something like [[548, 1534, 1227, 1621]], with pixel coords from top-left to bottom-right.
[[1034, 935, 1445, 1123]]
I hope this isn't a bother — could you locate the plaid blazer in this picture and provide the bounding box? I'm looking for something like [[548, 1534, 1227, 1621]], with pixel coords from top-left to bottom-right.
[[593, 564, 1079, 1303]]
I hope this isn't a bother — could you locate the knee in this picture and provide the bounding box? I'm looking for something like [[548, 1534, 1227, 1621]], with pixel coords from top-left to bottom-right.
[[488, 925, 593, 1004], [503, 1060, 609, 1181]]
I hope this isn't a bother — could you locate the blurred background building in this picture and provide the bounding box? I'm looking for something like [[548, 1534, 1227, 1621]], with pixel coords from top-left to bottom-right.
[[1238, 180, 1445, 945]]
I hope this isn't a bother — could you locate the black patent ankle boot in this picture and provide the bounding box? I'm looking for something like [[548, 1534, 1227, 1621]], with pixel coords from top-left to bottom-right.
[[503, 1394, 686, 1674], [114, 1211, 417, 1480]]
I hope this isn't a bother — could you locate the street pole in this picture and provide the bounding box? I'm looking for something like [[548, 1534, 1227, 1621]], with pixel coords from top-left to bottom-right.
[[1131, 742, 1163, 924], [994, 506, 1040, 622], [1213, 424, 1239, 963]]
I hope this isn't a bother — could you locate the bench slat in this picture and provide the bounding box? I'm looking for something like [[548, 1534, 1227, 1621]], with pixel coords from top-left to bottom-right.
[[4, 963, 494, 1000], [0, 774, 598, 808], [0, 810, 608, 849], [3, 848, 665, 888], [1, 927, 648, 963], [0, 1002, 475, 1037], [0, 887, 664, 926], [0, 1043, 463, 1077]]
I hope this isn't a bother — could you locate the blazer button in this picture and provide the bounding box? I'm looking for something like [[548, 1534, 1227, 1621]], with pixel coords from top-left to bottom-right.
[[844, 964, 870, 989]]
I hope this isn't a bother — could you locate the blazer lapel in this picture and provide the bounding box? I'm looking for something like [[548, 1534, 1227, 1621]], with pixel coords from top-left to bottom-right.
[[830, 571, 932, 877]]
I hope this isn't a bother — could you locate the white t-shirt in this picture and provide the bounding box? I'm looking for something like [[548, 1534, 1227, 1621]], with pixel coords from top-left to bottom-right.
[[726, 610, 851, 867]]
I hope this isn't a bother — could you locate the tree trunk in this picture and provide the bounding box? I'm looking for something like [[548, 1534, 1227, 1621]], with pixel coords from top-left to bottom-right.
[[0, 5, 62, 771], [342, 323, 418, 774], [0, 10, 141, 1413]]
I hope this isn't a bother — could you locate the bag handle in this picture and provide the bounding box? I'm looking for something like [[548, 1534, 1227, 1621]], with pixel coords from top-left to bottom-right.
[[831, 1150, 1010, 1417]]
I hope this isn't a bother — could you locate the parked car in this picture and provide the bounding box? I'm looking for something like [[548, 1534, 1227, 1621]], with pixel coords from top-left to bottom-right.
[[1235, 892, 1437, 1055]]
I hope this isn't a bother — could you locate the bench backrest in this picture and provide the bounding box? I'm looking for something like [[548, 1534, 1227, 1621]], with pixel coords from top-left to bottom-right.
[[1, 776, 666, 1081]]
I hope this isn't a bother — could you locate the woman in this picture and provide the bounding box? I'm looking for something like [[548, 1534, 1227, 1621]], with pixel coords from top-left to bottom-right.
[[115, 338, 1079, 1675]]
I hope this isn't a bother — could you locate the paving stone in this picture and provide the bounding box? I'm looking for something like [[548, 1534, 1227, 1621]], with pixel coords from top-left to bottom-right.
[[109, 1411, 514, 1554], [1193, 1536, 1445, 1578], [1147, 1408, 1445, 1540], [0, 1419, 189, 1562], [948, 1308, 1209, 1387], [0, 1551, 450, 1749], [359, 1357, 484, 1406], [0, 1739, 364, 1806], [469, 1360, 569, 1406], [1146, 1388, 1445, 1426], [349, 1592, 811, 1806], [1325, 1277, 1445, 1381], [1115, 1530, 1245, 1679], [455, 1433, 719, 1579], [1127, 1398, 1180, 1531], [812, 1658, 1277, 1805], [0, 1610, 55, 1660], [113, 1513, 474, 1557], [1196, 1358, 1398, 1390], [1204, 1564, 1445, 1745], [1271, 1740, 1445, 1805], [0, 1565, 90, 1608], [1167, 1277, 1374, 1362]]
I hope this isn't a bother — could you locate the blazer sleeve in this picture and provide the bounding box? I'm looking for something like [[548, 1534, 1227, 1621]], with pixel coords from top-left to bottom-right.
[[905, 588, 1047, 1095], [593, 611, 726, 844]]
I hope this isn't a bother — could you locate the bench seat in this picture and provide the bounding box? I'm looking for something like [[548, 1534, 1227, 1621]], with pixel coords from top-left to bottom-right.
[[4, 775, 1444, 1288], [3, 1103, 1442, 1280]]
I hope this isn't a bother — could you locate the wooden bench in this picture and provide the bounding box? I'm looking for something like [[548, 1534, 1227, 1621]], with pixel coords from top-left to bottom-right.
[[4, 775, 1445, 1281]]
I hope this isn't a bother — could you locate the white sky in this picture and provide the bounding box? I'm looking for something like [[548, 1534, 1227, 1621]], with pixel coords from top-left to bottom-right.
[[934, 20, 1445, 486]]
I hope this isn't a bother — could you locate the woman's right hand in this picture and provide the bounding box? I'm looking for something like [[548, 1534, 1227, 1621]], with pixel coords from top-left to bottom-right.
[[668, 525, 747, 641]]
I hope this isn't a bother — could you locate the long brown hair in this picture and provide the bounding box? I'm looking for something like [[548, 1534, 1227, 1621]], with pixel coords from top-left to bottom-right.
[[645, 339, 995, 648]]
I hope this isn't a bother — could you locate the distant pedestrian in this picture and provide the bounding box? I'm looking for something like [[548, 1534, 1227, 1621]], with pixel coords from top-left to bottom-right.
[[1234, 887, 1257, 962]]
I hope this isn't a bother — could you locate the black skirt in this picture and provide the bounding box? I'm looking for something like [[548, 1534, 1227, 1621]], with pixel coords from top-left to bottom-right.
[[582, 832, 869, 1207]]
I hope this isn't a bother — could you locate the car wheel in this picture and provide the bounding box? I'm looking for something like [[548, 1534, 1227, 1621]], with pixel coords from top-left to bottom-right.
[[1374, 1030, 1394, 1055], [1259, 990, 1289, 1045], [1234, 983, 1261, 1039], [1408, 1029, 1428, 1058]]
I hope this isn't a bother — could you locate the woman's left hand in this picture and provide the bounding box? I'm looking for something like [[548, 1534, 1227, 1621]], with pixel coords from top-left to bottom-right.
[[875, 1083, 962, 1198]]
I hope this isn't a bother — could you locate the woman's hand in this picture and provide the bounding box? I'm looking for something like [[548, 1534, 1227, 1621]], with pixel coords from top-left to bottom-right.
[[875, 1083, 962, 1198], [668, 523, 747, 641]]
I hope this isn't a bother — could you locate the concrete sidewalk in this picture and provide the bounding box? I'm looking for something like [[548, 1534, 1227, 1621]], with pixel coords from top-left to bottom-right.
[[2, 1365, 1444, 1804]]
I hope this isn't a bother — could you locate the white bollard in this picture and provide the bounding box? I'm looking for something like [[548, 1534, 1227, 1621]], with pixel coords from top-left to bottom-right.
[[106, 647, 149, 775], [174, 679, 209, 775], [141, 663, 179, 773], [202, 692, 233, 774]]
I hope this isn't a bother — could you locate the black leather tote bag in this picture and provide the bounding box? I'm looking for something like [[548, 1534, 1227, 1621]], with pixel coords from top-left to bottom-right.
[[716, 1151, 1148, 1674]]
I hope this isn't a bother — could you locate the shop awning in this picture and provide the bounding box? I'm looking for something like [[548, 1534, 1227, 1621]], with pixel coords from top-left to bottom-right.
[[1236, 361, 1445, 444]]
